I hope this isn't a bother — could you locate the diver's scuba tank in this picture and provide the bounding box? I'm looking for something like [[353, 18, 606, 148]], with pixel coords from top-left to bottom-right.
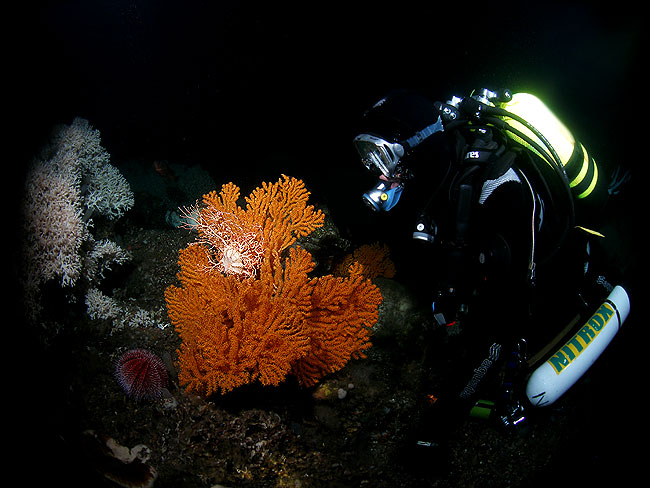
[[466, 284, 631, 429], [526, 285, 630, 407], [497, 91, 599, 202]]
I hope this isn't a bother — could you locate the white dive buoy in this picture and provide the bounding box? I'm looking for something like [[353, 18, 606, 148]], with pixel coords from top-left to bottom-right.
[[526, 285, 630, 407]]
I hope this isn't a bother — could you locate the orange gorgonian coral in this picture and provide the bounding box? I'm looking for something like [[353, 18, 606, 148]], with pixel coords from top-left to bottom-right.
[[165, 176, 383, 396]]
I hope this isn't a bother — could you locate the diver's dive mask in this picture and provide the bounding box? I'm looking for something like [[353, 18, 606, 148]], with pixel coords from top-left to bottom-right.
[[354, 134, 406, 211], [354, 117, 445, 211], [354, 134, 405, 178]]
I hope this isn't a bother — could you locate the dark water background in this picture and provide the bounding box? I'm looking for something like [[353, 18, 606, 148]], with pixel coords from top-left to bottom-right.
[[13, 2, 643, 283], [16, 0, 642, 301], [15, 3, 642, 220]]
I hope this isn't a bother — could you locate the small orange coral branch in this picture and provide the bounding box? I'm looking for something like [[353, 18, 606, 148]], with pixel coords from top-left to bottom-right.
[[291, 262, 382, 386], [165, 176, 382, 396], [334, 242, 396, 279]]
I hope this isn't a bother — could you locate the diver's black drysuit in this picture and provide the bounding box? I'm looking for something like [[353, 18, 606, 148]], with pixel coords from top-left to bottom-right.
[[406, 120, 617, 457]]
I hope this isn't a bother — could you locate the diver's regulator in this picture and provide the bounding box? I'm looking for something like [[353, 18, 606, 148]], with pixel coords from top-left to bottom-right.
[[362, 178, 404, 212]]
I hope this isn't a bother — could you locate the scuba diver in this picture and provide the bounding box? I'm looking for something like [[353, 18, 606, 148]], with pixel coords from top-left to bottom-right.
[[352, 87, 631, 461]]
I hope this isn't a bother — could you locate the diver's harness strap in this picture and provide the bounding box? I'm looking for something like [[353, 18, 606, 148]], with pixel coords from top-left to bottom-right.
[[448, 123, 538, 286], [403, 117, 445, 150], [433, 89, 585, 284], [478, 168, 520, 205], [440, 92, 575, 259]]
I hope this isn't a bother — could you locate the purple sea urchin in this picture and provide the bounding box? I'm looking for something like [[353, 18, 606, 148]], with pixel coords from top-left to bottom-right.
[[115, 349, 168, 401]]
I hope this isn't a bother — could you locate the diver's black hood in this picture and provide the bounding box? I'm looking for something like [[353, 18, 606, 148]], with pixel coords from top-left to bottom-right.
[[358, 89, 440, 142]]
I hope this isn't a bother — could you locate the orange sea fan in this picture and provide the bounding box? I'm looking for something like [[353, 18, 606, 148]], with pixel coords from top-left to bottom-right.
[[165, 176, 382, 396]]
